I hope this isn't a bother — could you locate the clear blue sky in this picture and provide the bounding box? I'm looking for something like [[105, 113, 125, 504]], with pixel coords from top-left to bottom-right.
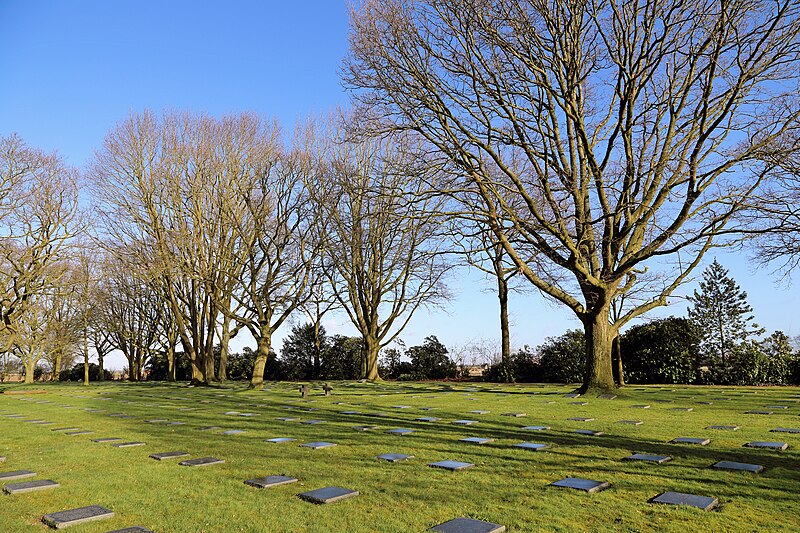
[[1, 1, 797, 369]]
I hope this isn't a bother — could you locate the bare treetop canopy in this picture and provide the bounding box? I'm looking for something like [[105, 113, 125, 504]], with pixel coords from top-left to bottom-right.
[[346, 0, 800, 390]]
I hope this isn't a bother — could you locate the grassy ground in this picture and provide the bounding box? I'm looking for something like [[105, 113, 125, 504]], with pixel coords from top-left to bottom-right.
[[1, 381, 799, 532]]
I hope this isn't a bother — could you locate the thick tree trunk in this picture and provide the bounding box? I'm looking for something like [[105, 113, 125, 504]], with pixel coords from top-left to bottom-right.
[[166, 346, 175, 382], [579, 307, 616, 393], [250, 329, 272, 388], [363, 335, 381, 381], [612, 335, 624, 386], [83, 323, 90, 386], [498, 273, 511, 368], [53, 351, 62, 382], [24, 360, 35, 383], [217, 315, 232, 383], [97, 350, 105, 381]]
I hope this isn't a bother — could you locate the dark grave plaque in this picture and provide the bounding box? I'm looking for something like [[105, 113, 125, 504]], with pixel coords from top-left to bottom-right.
[[297, 486, 359, 504], [301, 420, 326, 425], [276, 418, 300, 422], [149, 451, 190, 460], [42, 505, 115, 529], [569, 402, 588, 406], [452, 420, 477, 425], [3, 479, 60, 494], [300, 442, 336, 449], [514, 442, 548, 451], [671, 408, 693, 412], [650, 491, 718, 511], [550, 477, 610, 493], [244, 475, 298, 488], [563, 394, 581, 398], [106, 528, 153, 533], [0, 470, 36, 481], [341, 411, 361, 415], [144, 419, 168, 424], [460, 437, 493, 444], [631, 405, 650, 409], [712, 461, 764, 473], [51, 427, 80, 432], [416, 417, 440, 422], [707, 425, 739, 431], [522, 426, 550, 431], [377, 453, 413, 462], [352, 426, 377, 431], [568, 417, 594, 422], [64, 430, 93, 436], [429, 460, 474, 471], [598, 394, 617, 400], [696, 401, 713, 405], [771, 427, 800, 434], [430, 517, 506, 533], [618, 420, 643, 425], [112, 442, 146, 448], [746, 410, 773, 415], [671, 437, 710, 445], [387, 428, 415, 435], [197, 426, 222, 431], [179, 457, 224, 467], [744, 441, 788, 450], [27, 420, 54, 424], [765, 405, 789, 409], [266, 437, 296, 443], [575, 429, 603, 436], [624, 453, 671, 464], [392, 405, 411, 409], [92, 438, 122, 443], [501, 413, 526, 417], [469, 410, 490, 414], [166, 421, 185, 426], [223, 430, 245, 435]]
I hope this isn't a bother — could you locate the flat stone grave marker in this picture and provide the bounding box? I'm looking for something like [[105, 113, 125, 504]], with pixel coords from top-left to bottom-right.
[[64, 430, 93, 436], [452, 420, 477, 425], [514, 442, 548, 451], [469, 410, 490, 414], [367, 412, 388, 418], [145, 419, 168, 424], [179, 457, 224, 467], [277, 418, 300, 422], [712, 461, 764, 473], [238, 413, 256, 417], [92, 438, 122, 443], [650, 491, 718, 511], [419, 407, 436, 411], [598, 394, 617, 400], [26, 419, 54, 424], [765, 405, 789, 409], [549, 477, 610, 493], [522, 425, 550, 431], [245, 475, 298, 488], [340, 411, 361, 415], [653, 399, 673, 403], [416, 417, 440, 422], [392, 405, 411, 409], [51, 427, 80, 432], [564, 394, 581, 398], [430, 517, 506, 533], [568, 417, 594, 422], [387, 428, 415, 435], [3, 479, 60, 494], [744, 441, 788, 450], [301, 420, 326, 425], [297, 486, 359, 504], [671, 408, 693, 412], [377, 453, 413, 462], [624, 453, 671, 464], [352, 425, 377, 431], [771, 427, 800, 434], [42, 505, 115, 529], [746, 410, 773, 415], [502, 413, 526, 417], [166, 421, 185, 425], [575, 429, 603, 436], [300, 442, 336, 449], [266, 437, 296, 443], [631, 405, 650, 409], [618, 420, 643, 425], [107, 527, 153, 533], [569, 402, 588, 406], [0, 470, 36, 481], [108, 414, 135, 419], [696, 401, 713, 405], [707, 425, 739, 431], [149, 451, 190, 460], [222, 430, 246, 435], [112, 442, 146, 448], [224, 411, 240, 415], [429, 460, 474, 471], [460, 437, 494, 444], [671, 437, 710, 445], [198, 426, 222, 431]]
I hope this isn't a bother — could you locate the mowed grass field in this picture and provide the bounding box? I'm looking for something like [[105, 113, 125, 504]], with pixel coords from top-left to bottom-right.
[[1, 381, 799, 532]]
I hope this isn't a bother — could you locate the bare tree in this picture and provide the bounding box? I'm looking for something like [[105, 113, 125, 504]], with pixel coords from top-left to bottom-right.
[[315, 133, 451, 380], [347, 0, 800, 391]]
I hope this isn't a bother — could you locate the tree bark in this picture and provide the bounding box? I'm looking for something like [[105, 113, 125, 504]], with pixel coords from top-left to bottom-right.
[[612, 334, 624, 386], [580, 306, 616, 393], [363, 335, 381, 381], [217, 315, 232, 383], [498, 272, 510, 366], [97, 350, 105, 381], [24, 360, 35, 383], [312, 319, 321, 380], [250, 328, 272, 388], [83, 321, 90, 386]]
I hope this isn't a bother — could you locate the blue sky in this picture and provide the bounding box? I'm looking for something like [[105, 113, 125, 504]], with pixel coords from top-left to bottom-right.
[[1, 1, 797, 369]]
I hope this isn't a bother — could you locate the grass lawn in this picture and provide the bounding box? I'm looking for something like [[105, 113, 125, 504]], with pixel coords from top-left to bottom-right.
[[1, 381, 799, 532]]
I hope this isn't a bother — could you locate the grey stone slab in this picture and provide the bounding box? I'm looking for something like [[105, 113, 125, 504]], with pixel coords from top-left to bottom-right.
[[0, 470, 36, 481], [650, 491, 718, 511], [522, 425, 550, 431], [765, 405, 789, 409], [460, 437, 494, 444], [166, 421, 185, 426], [106, 527, 153, 533], [26, 419, 54, 424], [64, 430, 93, 436], [550, 477, 610, 493], [696, 401, 713, 405], [707, 425, 739, 431], [197, 426, 222, 431], [144, 419, 168, 424], [452, 420, 477, 425], [266, 437, 296, 443], [352, 425, 378, 431], [430, 517, 506, 533], [501, 413, 526, 417], [569, 402, 588, 406], [340, 411, 361, 415], [563, 394, 581, 398], [598, 394, 617, 400], [42, 505, 115, 529], [671, 408, 693, 412], [179, 457, 224, 467], [514, 442, 548, 451], [112, 442, 146, 448], [92, 438, 122, 443], [276, 417, 300, 422], [51, 427, 81, 432], [387, 428, 415, 435], [771, 427, 800, 434], [575, 429, 604, 436], [377, 453, 413, 462], [297, 486, 359, 504], [469, 410, 490, 414], [415, 417, 440, 422], [3, 479, 60, 494], [744, 441, 788, 450], [300, 442, 336, 449], [392, 405, 412, 409], [222, 430, 245, 435], [671, 437, 710, 445], [618, 420, 643, 425], [746, 410, 773, 415], [568, 417, 594, 422], [149, 451, 190, 460], [224, 411, 240, 415], [429, 460, 474, 471], [624, 453, 672, 464], [712, 461, 764, 473], [244, 475, 298, 488], [631, 405, 651, 409], [301, 420, 326, 425]]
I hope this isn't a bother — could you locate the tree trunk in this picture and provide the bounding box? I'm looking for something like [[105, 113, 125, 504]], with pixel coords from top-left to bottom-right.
[[250, 328, 272, 389], [312, 319, 321, 380], [363, 335, 381, 381], [83, 321, 90, 386], [53, 351, 62, 381], [218, 315, 232, 383], [579, 306, 616, 393], [166, 346, 175, 382], [498, 272, 511, 368], [24, 359, 35, 383], [612, 334, 624, 386], [97, 350, 105, 381]]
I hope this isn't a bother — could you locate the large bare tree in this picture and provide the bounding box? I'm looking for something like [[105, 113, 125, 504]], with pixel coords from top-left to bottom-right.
[[347, 0, 800, 391]]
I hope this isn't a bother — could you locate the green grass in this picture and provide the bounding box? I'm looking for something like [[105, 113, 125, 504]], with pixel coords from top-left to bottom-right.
[[1, 381, 799, 532]]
